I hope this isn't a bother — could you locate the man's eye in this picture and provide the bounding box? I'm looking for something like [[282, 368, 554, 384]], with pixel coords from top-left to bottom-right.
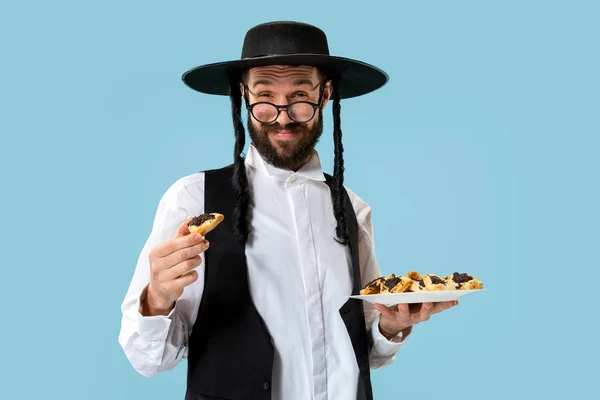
[[293, 93, 308, 99], [259, 93, 271, 98]]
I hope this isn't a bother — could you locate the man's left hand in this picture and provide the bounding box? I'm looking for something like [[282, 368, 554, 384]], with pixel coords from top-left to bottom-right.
[[375, 301, 458, 339]]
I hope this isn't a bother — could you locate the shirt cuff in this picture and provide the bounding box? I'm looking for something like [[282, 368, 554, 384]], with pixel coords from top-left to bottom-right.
[[135, 285, 176, 341], [370, 313, 412, 356]]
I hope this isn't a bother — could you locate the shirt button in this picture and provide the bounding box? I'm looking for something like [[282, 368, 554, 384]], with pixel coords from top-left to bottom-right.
[[263, 381, 270, 390], [289, 175, 296, 182]]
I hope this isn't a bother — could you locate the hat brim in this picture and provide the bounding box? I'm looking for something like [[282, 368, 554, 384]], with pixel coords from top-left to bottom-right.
[[181, 54, 388, 99]]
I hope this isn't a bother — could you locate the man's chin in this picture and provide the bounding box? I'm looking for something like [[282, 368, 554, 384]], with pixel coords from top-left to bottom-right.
[[270, 146, 295, 160], [269, 135, 300, 151]]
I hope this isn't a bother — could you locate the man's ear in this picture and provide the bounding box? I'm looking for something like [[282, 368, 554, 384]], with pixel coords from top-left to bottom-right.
[[320, 80, 334, 110], [239, 82, 245, 96]]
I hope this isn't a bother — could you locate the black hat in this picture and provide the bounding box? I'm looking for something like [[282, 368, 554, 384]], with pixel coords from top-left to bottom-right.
[[181, 21, 388, 99]]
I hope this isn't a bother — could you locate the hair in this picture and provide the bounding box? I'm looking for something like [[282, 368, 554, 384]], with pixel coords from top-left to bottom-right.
[[228, 70, 348, 245], [331, 80, 349, 245], [229, 77, 251, 243]]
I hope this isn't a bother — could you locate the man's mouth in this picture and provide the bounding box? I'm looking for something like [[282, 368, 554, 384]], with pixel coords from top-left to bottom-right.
[[270, 129, 298, 140]]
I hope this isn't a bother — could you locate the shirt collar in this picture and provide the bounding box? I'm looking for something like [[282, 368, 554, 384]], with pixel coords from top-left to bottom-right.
[[245, 143, 326, 182]]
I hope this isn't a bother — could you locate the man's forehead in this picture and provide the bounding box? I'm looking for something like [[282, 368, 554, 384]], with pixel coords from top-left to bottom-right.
[[246, 65, 319, 84]]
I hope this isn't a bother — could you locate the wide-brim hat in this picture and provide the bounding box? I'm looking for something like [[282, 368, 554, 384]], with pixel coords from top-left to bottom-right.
[[181, 21, 389, 99]]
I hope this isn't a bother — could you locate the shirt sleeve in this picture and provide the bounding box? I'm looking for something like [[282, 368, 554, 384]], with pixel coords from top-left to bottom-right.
[[118, 175, 206, 378], [346, 186, 411, 369]]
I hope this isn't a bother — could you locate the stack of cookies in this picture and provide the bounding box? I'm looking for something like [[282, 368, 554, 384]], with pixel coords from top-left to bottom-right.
[[360, 272, 483, 295]]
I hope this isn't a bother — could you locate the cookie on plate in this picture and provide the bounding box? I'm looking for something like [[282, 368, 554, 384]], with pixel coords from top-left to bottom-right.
[[423, 274, 449, 291], [447, 272, 483, 290], [406, 271, 424, 281], [384, 274, 413, 293], [360, 277, 386, 295], [408, 277, 427, 292]]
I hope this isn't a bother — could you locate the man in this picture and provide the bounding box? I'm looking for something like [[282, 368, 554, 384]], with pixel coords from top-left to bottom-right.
[[119, 21, 457, 400]]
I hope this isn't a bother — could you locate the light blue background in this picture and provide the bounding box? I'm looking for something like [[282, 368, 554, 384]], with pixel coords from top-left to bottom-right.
[[1, 0, 598, 399]]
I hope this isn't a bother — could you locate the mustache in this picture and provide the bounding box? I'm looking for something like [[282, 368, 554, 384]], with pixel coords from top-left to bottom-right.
[[261, 122, 308, 134]]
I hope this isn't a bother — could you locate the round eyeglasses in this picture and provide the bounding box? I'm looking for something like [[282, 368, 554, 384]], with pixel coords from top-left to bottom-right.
[[244, 81, 326, 124]]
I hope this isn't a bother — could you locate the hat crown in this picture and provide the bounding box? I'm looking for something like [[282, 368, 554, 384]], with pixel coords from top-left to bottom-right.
[[241, 21, 330, 59]]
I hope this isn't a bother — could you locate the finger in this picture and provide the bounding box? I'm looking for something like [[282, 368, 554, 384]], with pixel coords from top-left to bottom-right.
[[396, 303, 412, 321], [162, 240, 209, 272], [408, 302, 424, 313], [173, 269, 199, 288], [431, 300, 458, 314], [374, 303, 396, 317], [152, 230, 206, 259], [165, 255, 202, 280], [417, 302, 434, 323]]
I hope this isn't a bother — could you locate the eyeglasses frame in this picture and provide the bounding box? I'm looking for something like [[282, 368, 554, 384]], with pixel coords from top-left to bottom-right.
[[243, 80, 327, 124]]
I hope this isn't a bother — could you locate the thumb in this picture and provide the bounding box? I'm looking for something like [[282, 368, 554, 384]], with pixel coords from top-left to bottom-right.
[[174, 217, 193, 239]]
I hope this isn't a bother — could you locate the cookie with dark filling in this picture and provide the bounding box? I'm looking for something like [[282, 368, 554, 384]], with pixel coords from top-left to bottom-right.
[[406, 271, 423, 280], [446, 272, 483, 290], [384, 274, 413, 293], [408, 277, 427, 292], [423, 274, 448, 291], [379, 274, 397, 294], [443, 275, 459, 290], [406, 271, 426, 292], [360, 277, 387, 295], [187, 213, 224, 236]]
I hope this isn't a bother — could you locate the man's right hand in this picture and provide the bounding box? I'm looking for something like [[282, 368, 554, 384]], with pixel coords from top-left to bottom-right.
[[142, 218, 210, 316]]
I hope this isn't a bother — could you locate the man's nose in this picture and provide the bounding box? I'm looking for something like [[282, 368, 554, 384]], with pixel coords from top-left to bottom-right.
[[275, 105, 293, 125]]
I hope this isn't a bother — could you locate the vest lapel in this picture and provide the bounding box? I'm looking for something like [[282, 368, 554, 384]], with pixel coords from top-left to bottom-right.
[[324, 174, 374, 400]]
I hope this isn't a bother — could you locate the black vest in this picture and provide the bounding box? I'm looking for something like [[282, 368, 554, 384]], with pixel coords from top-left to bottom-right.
[[185, 165, 373, 400]]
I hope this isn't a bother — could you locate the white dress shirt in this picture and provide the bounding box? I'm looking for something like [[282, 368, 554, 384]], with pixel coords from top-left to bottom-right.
[[119, 144, 409, 399]]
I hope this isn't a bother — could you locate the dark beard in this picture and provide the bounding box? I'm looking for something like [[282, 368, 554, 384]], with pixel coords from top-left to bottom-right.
[[247, 110, 323, 171]]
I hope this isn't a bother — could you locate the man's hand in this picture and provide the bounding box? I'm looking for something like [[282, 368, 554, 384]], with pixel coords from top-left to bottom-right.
[[142, 218, 210, 316], [375, 301, 458, 339]]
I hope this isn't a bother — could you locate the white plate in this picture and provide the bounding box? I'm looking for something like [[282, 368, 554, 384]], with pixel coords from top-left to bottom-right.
[[350, 289, 484, 306]]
